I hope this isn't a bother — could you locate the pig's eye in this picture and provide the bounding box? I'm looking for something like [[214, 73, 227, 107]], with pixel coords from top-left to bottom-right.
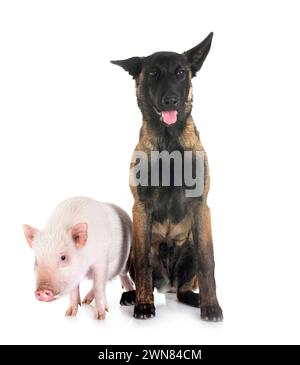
[[60, 255, 66, 261]]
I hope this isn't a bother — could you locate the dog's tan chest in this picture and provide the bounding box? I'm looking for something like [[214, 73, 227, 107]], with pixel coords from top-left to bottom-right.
[[151, 214, 193, 247]]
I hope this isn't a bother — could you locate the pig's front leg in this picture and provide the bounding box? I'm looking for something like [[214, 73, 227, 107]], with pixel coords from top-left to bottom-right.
[[93, 268, 109, 320], [65, 285, 81, 317]]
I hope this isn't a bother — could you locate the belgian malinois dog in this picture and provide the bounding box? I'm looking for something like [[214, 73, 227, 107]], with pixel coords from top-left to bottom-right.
[[112, 33, 223, 321]]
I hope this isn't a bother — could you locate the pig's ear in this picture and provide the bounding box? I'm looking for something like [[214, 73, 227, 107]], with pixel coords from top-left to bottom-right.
[[70, 223, 88, 248], [23, 224, 39, 248]]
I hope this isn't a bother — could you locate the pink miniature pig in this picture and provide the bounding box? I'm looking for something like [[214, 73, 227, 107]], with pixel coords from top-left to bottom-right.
[[23, 196, 134, 320]]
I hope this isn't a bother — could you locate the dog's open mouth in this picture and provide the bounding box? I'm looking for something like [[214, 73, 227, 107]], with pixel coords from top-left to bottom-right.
[[154, 106, 178, 125]]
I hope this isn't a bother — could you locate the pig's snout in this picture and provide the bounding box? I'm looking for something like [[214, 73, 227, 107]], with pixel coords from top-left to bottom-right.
[[35, 289, 54, 302]]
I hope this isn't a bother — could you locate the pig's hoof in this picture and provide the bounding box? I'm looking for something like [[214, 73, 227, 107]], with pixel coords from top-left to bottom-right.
[[65, 305, 78, 317], [82, 293, 94, 305], [133, 303, 155, 319], [95, 309, 106, 320], [120, 290, 136, 306]]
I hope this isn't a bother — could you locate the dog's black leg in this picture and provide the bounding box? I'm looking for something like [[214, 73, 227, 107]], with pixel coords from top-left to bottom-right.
[[177, 290, 200, 307], [176, 243, 200, 308], [120, 290, 136, 306]]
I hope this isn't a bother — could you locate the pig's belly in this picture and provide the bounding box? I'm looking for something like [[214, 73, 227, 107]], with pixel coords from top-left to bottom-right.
[[85, 259, 124, 281], [107, 257, 125, 279]]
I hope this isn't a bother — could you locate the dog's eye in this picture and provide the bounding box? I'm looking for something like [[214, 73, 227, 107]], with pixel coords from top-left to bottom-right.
[[60, 255, 66, 261], [176, 69, 186, 79], [149, 70, 159, 79]]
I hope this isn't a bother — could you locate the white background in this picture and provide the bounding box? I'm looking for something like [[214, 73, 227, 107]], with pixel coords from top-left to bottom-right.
[[0, 0, 299, 345]]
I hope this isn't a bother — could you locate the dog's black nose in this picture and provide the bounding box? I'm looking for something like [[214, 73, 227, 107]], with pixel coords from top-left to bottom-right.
[[161, 95, 179, 107]]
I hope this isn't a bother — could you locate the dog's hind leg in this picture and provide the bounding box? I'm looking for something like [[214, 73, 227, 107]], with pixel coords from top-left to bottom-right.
[[120, 290, 136, 306], [119, 274, 136, 306], [177, 275, 200, 308], [176, 244, 200, 308]]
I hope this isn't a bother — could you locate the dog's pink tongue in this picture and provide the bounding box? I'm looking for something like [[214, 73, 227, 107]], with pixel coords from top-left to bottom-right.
[[161, 110, 177, 125]]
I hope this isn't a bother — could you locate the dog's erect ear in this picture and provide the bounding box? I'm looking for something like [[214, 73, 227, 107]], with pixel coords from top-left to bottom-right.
[[111, 57, 143, 79], [184, 32, 213, 77]]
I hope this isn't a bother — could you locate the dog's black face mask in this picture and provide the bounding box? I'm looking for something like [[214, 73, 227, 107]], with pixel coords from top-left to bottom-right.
[[111, 33, 213, 133], [140, 52, 190, 127]]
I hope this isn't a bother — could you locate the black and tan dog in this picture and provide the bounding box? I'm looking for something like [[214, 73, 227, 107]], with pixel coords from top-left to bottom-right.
[[112, 33, 223, 321]]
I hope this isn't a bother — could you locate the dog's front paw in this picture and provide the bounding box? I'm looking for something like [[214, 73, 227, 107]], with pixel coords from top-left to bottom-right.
[[120, 290, 136, 306], [200, 304, 223, 321], [134, 303, 155, 319]]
